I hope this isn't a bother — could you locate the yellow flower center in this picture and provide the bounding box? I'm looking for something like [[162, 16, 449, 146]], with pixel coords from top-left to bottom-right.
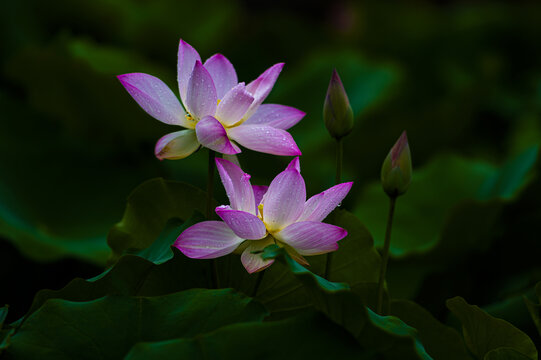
[[257, 203, 264, 220]]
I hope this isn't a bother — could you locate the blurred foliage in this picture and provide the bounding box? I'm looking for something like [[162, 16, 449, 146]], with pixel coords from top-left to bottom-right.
[[356, 146, 538, 256], [1, 0, 541, 357]]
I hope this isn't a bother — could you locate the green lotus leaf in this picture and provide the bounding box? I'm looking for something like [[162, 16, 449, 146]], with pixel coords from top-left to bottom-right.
[[4, 289, 267, 360], [447, 296, 537, 360]]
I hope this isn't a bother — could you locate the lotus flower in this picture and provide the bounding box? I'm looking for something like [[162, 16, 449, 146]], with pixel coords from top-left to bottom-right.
[[117, 39, 304, 159], [175, 157, 353, 273]]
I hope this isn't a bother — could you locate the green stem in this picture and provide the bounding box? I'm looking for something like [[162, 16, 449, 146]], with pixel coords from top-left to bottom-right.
[[324, 251, 333, 280], [206, 150, 216, 220], [206, 150, 219, 289], [377, 196, 397, 315], [252, 270, 265, 298], [335, 138, 343, 184], [325, 139, 343, 280]]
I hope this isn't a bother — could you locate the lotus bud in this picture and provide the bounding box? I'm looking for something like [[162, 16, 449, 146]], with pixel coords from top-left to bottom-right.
[[323, 69, 354, 140], [381, 131, 412, 197]]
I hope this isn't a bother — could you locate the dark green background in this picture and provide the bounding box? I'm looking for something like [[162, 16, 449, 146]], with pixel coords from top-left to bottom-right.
[[1, 0, 540, 350]]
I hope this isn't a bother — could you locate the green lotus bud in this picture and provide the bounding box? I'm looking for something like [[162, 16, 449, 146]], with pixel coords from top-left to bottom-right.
[[323, 69, 354, 140], [381, 131, 412, 197]]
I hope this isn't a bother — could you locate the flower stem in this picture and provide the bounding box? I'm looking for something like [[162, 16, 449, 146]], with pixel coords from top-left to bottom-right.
[[335, 138, 343, 184], [206, 149, 220, 289], [206, 150, 216, 220], [252, 270, 266, 298], [377, 196, 397, 315], [325, 139, 343, 280]]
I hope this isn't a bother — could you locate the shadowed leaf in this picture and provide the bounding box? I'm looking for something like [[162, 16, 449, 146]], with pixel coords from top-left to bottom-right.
[[107, 178, 212, 262], [262, 245, 432, 359], [447, 296, 537, 360], [4, 289, 267, 360], [391, 300, 472, 360], [125, 311, 363, 360]]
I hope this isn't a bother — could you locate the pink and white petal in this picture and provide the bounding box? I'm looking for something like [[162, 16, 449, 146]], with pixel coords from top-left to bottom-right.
[[195, 116, 241, 155], [175, 221, 244, 259], [243, 104, 305, 130], [215, 206, 266, 240], [222, 154, 240, 167], [215, 83, 254, 126], [286, 157, 301, 172], [252, 185, 268, 209], [215, 158, 255, 213], [240, 237, 275, 273], [186, 61, 217, 119], [298, 182, 353, 222], [204, 54, 238, 99], [177, 39, 202, 106], [274, 221, 346, 256], [154, 129, 200, 160], [244, 63, 284, 119], [227, 125, 302, 156], [118, 73, 187, 126], [262, 166, 306, 232]]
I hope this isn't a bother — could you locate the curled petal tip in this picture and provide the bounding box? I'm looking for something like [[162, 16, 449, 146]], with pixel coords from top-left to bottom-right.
[[154, 130, 199, 160], [286, 157, 301, 173], [215, 157, 227, 167], [342, 181, 354, 189]]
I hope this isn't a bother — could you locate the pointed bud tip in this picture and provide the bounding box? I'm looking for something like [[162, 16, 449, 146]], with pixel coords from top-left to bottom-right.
[[324, 69, 354, 140], [391, 131, 409, 167], [330, 69, 343, 85], [381, 131, 412, 197]]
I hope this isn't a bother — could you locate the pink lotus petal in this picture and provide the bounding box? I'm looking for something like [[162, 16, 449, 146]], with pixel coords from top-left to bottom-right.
[[298, 182, 353, 222], [262, 165, 306, 232], [274, 221, 346, 256], [252, 185, 268, 209], [154, 129, 200, 160], [240, 237, 275, 273], [117, 73, 186, 126], [243, 104, 305, 130], [215, 83, 254, 126], [204, 54, 238, 99], [186, 61, 217, 119], [244, 63, 284, 119], [175, 221, 244, 259], [222, 154, 240, 167], [215, 158, 255, 213], [227, 125, 302, 156], [215, 206, 266, 240], [195, 116, 241, 155], [286, 157, 301, 172], [177, 39, 201, 106]]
